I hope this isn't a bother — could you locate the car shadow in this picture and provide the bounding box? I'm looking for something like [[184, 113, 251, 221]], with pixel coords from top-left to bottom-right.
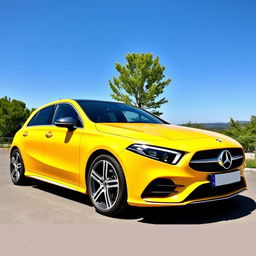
[[31, 180, 92, 206], [31, 180, 256, 224], [128, 195, 256, 224]]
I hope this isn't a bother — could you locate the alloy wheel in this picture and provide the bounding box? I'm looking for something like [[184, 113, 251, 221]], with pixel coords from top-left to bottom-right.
[[10, 151, 22, 183], [89, 160, 119, 211]]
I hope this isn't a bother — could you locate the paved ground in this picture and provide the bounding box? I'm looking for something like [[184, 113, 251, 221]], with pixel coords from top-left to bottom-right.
[[1, 149, 255, 224]]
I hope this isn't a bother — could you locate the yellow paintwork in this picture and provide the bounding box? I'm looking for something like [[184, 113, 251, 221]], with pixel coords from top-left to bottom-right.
[[11, 99, 247, 207]]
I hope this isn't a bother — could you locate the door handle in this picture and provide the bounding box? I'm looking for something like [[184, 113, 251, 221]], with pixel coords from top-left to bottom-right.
[[22, 131, 28, 137], [45, 132, 53, 138]]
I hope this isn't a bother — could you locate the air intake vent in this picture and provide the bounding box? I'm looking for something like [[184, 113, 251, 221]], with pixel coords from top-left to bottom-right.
[[142, 178, 181, 198]]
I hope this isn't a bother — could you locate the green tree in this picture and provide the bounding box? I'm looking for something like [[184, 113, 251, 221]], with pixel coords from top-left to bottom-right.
[[109, 53, 171, 116], [0, 96, 32, 137], [246, 115, 256, 134], [223, 116, 256, 152]]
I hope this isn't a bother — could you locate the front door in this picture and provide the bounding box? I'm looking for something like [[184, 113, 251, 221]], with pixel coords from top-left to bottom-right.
[[41, 103, 83, 185]]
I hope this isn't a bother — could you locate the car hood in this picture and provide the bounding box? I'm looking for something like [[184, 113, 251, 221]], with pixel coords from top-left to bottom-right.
[[95, 123, 228, 141]]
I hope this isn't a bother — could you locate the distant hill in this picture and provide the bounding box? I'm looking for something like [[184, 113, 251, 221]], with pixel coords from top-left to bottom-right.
[[200, 123, 229, 130], [180, 121, 249, 131]]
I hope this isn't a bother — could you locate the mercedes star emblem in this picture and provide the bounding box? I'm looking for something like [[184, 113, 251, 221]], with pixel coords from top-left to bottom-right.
[[218, 150, 232, 169]]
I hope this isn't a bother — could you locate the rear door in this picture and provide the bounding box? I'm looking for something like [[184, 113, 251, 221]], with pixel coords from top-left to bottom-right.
[[20, 105, 55, 175], [41, 103, 83, 185]]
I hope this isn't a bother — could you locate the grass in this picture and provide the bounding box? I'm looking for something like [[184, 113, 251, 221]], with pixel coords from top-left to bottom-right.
[[246, 159, 256, 168]]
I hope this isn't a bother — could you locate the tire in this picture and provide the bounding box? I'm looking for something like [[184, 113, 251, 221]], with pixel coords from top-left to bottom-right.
[[87, 154, 128, 216], [10, 148, 27, 185]]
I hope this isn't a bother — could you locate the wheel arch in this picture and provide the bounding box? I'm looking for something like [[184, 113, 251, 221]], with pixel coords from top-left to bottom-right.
[[85, 149, 129, 215], [10, 145, 19, 157], [85, 149, 122, 182]]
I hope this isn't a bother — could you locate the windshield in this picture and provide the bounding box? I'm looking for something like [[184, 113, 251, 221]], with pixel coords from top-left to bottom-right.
[[77, 101, 166, 124]]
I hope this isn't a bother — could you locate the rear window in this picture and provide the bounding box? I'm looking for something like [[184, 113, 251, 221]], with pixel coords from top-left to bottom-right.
[[27, 105, 55, 126]]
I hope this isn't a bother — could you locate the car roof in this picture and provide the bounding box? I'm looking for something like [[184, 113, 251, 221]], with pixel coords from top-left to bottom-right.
[[74, 99, 125, 104], [38, 99, 124, 109]]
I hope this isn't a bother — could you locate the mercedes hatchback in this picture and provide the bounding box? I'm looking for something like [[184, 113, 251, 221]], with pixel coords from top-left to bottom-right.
[[10, 99, 247, 216]]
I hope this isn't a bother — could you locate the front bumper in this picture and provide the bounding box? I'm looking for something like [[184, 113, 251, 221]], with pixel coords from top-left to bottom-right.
[[119, 149, 247, 207]]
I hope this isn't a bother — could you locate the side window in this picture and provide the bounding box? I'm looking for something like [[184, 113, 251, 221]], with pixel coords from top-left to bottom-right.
[[27, 112, 38, 126], [27, 105, 55, 126], [53, 104, 83, 127]]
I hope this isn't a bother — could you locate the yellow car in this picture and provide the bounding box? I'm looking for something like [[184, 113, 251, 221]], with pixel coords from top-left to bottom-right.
[[10, 99, 247, 216]]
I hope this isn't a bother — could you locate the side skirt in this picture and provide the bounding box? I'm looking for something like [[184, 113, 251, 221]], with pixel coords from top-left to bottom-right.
[[25, 170, 86, 194]]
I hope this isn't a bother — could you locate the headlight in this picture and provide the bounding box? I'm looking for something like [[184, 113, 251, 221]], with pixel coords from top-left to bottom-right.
[[126, 144, 184, 165]]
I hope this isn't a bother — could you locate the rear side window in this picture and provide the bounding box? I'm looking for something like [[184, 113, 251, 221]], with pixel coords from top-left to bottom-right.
[[27, 105, 55, 126], [52, 104, 83, 127]]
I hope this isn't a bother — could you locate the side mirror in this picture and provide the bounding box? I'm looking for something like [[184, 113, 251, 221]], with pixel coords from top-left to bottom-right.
[[54, 117, 76, 131]]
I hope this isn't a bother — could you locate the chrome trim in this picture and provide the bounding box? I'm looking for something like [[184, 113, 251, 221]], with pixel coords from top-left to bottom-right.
[[29, 175, 79, 192], [232, 155, 244, 160], [190, 158, 219, 164], [190, 155, 244, 164], [143, 189, 245, 205], [189, 190, 245, 204], [219, 150, 232, 169]]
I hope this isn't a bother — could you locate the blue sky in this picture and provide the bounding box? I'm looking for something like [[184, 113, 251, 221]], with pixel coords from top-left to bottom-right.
[[0, 0, 255, 124]]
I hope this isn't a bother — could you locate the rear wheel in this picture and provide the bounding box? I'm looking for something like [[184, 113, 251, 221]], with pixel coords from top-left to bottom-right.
[[87, 154, 127, 216], [10, 149, 27, 185]]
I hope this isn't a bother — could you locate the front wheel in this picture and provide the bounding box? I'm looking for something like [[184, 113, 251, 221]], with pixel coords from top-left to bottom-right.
[[87, 154, 128, 216]]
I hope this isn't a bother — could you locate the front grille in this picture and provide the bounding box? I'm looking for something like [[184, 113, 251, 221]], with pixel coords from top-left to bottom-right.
[[185, 177, 246, 202], [189, 148, 244, 172], [141, 178, 182, 198]]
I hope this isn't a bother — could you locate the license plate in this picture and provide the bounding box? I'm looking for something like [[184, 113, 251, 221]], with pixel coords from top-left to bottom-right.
[[210, 171, 241, 187]]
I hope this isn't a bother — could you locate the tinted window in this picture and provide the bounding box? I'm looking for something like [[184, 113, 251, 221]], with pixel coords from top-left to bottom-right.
[[77, 101, 165, 124], [27, 105, 55, 126], [53, 104, 82, 127], [27, 113, 38, 126], [122, 110, 155, 123]]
